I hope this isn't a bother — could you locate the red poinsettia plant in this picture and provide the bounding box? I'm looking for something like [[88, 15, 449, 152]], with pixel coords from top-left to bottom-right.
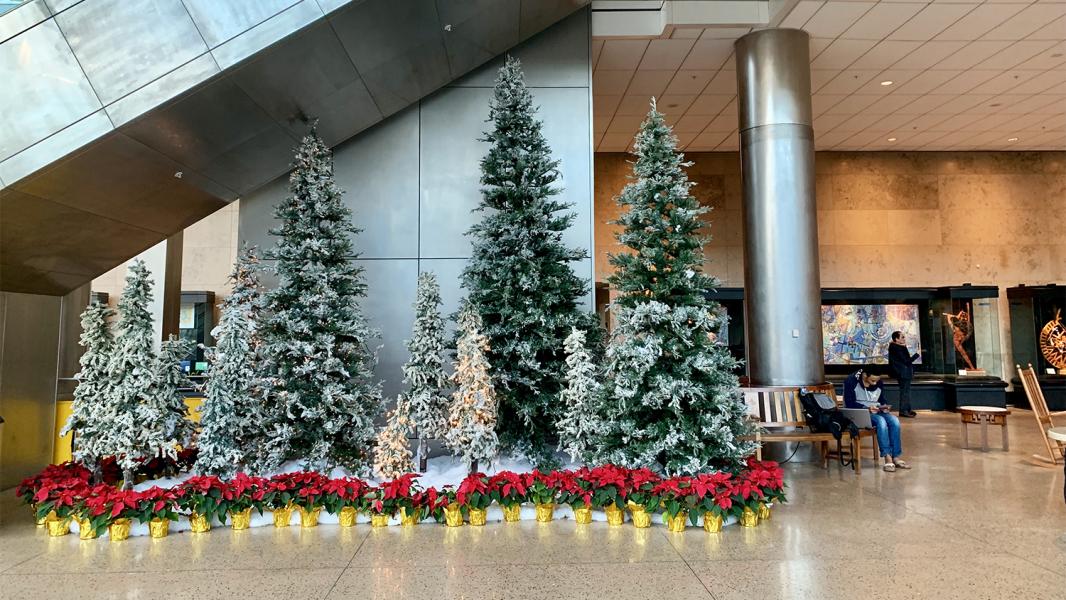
[[626, 467, 663, 512], [132, 486, 180, 525], [17, 461, 92, 507], [488, 471, 527, 511], [218, 473, 268, 519], [175, 475, 227, 522], [77, 484, 120, 537], [586, 465, 629, 510], [262, 473, 299, 510], [429, 486, 458, 523], [524, 470, 567, 505], [456, 473, 492, 511], [693, 472, 737, 520], [288, 471, 329, 512], [744, 459, 786, 504], [369, 473, 419, 517], [651, 476, 700, 522], [322, 477, 369, 515], [555, 469, 591, 510], [31, 476, 90, 522], [412, 486, 449, 523]]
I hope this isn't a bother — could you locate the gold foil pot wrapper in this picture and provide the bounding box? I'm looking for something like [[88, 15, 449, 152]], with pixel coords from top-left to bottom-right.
[[758, 503, 772, 521], [400, 506, 419, 526], [444, 503, 464, 527], [149, 518, 170, 539], [298, 506, 321, 528], [605, 503, 625, 526], [189, 512, 211, 533], [47, 517, 71, 537], [468, 507, 487, 526], [502, 504, 522, 522], [535, 503, 554, 523], [78, 517, 98, 540], [740, 507, 758, 528], [109, 518, 131, 541], [273, 506, 293, 528], [371, 513, 390, 528], [573, 505, 592, 525], [36, 508, 55, 527], [703, 513, 723, 533], [665, 511, 688, 533], [339, 506, 358, 527], [628, 504, 652, 529], [230, 507, 252, 530]]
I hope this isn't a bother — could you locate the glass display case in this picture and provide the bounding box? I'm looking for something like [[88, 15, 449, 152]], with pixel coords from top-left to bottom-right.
[[1008, 285, 1066, 375], [179, 291, 215, 374]]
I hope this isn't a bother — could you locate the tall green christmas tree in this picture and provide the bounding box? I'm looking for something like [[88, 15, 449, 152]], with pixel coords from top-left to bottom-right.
[[261, 127, 382, 474], [143, 335, 195, 460], [401, 271, 449, 472], [461, 56, 598, 465], [555, 327, 602, 465], [195, 246, 264, 477], [62, 301, 115, 481], [595, 101, 755, 475], [101, 260, 160, 488]]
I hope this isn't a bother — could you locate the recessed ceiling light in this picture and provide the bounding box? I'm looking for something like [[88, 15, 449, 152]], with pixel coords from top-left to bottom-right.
[[880, 80, 894, 86], [1007, 137, 1019, 142], [989, 103, 1002, 108], [887, 137, 897, 142]]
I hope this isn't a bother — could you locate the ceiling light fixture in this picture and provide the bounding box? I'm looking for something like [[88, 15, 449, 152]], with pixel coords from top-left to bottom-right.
[[1007, 137, 1019, 142], [887, 137, 897, 142], [880, 80, 893, 86]]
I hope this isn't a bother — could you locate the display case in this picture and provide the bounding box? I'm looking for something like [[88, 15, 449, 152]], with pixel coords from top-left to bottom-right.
[[1007, 284, 1066, 410], [179, 291, 215, 374]]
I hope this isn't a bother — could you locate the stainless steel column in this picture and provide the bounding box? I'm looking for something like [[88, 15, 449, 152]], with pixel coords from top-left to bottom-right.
[[735, 29, 824, 386]]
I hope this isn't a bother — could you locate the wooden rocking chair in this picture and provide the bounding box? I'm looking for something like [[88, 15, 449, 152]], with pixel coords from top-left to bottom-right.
[[1017, 364, 1066, 465]]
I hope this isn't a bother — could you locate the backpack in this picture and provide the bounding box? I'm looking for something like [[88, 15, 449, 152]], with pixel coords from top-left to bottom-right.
[[799, 391, 859, 442]]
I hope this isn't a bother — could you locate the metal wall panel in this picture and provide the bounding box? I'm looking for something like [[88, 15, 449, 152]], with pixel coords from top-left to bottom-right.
[[333, 106, 420, 259], [0, 110, 112, 185], [209, 0, 323, 70], [181, 0, 299, 48], [236, 176, 286, 251], [0, 0, 52, 44], [436, 0, 520, 78], [55, 0, 207, 104], [418, 87, 493, 259], [0, 291, 61, 489], [0, 19, 101, 161], [418, 257, 469, 339], [358, 259, 417, 400]]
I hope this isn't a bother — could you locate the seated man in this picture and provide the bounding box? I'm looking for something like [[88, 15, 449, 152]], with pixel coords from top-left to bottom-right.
[[843, 365, 912, 472]]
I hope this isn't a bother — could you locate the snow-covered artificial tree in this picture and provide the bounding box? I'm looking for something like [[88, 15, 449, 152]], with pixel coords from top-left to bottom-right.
[[100, 260, 159, 488], [61, 301, 115, 481], [373, 399, 414, 479], [401, 272, 449, 472], [555, 327, 602, 465], [260, 127, 382, 473], [460, 55, 598, 465], [142, 335, 195, 459], [445, 302, 499, 474], [195, 246, 265, 477], [594, 101, 755, 475]]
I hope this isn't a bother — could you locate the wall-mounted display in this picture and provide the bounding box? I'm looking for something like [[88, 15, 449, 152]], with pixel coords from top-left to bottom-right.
[[821, 304, 921, 365]]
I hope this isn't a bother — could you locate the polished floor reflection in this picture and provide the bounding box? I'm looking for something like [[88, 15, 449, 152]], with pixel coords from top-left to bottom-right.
[[2, 411, 1064, 599]]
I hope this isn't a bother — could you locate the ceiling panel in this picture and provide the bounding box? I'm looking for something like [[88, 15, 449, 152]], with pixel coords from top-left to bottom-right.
[[597, 39, 649, 70], [936, 4, 1027, 41], [841, 3, 924, 40], [678, 38, 734, 70], [803, 2, 875, 39], [888, 4, 975, 41], [638, 39, 696, 71]]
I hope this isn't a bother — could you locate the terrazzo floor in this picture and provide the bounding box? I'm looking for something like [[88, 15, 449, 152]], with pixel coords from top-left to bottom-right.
[[2, 410, 1064, 599]]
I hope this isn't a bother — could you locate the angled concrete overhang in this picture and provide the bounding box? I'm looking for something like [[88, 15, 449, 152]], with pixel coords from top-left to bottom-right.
[[0, 0, 588, 295]]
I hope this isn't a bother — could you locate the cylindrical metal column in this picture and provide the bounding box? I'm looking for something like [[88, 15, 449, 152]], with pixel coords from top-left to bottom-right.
[[735, 28, 824, 386]]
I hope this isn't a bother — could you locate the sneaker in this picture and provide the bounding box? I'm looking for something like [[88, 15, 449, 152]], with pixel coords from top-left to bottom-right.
[[894, 460, 911, 469], [904, 411, 918, 418], [883, 463, 896, 472]]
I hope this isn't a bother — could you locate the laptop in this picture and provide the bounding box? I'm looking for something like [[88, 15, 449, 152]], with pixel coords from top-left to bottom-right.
[[840, 408, 874, 429]]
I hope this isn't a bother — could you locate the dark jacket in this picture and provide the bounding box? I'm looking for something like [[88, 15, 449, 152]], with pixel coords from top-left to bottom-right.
[[843, 371, 885, 409], [888, 343, 919, 380]]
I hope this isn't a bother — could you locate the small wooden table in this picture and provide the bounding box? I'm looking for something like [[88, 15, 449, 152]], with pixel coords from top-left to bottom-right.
[[958, 406, 1010, 452]]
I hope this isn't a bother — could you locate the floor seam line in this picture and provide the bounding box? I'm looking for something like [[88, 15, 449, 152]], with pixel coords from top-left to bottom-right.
[[658, 526, 721, 600], [323, 529, 371, 598]]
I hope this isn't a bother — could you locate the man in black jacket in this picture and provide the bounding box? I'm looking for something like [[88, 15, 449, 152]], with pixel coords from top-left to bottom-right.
[[889, 331, 920, 418]]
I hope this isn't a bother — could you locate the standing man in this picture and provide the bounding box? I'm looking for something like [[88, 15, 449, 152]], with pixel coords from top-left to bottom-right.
[[888, 331, 920, 418]]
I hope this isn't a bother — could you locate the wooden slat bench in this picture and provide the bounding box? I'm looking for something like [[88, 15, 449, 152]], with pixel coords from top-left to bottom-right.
[[743, 384, 865, 473]]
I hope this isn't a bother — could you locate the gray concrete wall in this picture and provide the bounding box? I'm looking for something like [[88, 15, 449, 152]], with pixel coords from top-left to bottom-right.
[[238, 10, 594, 400]]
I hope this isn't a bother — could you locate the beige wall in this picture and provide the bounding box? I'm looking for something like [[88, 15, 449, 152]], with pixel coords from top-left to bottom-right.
[[92, 201, 239, 317]]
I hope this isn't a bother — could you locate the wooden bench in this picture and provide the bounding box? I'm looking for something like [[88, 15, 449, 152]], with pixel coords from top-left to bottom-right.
[[743, 384, 865, 473]]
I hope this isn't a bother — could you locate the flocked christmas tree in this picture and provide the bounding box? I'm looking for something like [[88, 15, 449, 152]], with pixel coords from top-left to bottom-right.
[[99, 260, 160, 488], [445, 302, 499, 474], [61, 301, 115, 482], [401, 272, 449, 472], [373, 399, 414, 479], [461, 56, 598, 465], [195, 246, 265, 477], [595, 101, 755, 475], [555, 327, 602, 465], [261, 127, 382, 473], [143, 335, 195, 459]]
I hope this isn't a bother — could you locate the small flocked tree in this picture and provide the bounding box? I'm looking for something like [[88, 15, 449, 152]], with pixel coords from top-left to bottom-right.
[[261, 127, 381, 473], [373, 399, 414, 479], [142, 335, 195, 460], [62, 301, 115, 482], [555, 327, 602, 465], [461, 56, 598, 465], [401, 272, 449, 472], [595, 101, 755, 475], [196, 246, 264, 477], [101, 260, 160, 488], [445, 302, 499, 474]]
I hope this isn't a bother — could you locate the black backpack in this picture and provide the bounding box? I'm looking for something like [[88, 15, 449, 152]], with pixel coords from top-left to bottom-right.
[[799, 391, 859, 442]]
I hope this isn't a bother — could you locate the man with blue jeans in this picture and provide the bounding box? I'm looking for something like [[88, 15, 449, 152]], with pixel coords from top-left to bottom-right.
[[843, 366, 912, 472]]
